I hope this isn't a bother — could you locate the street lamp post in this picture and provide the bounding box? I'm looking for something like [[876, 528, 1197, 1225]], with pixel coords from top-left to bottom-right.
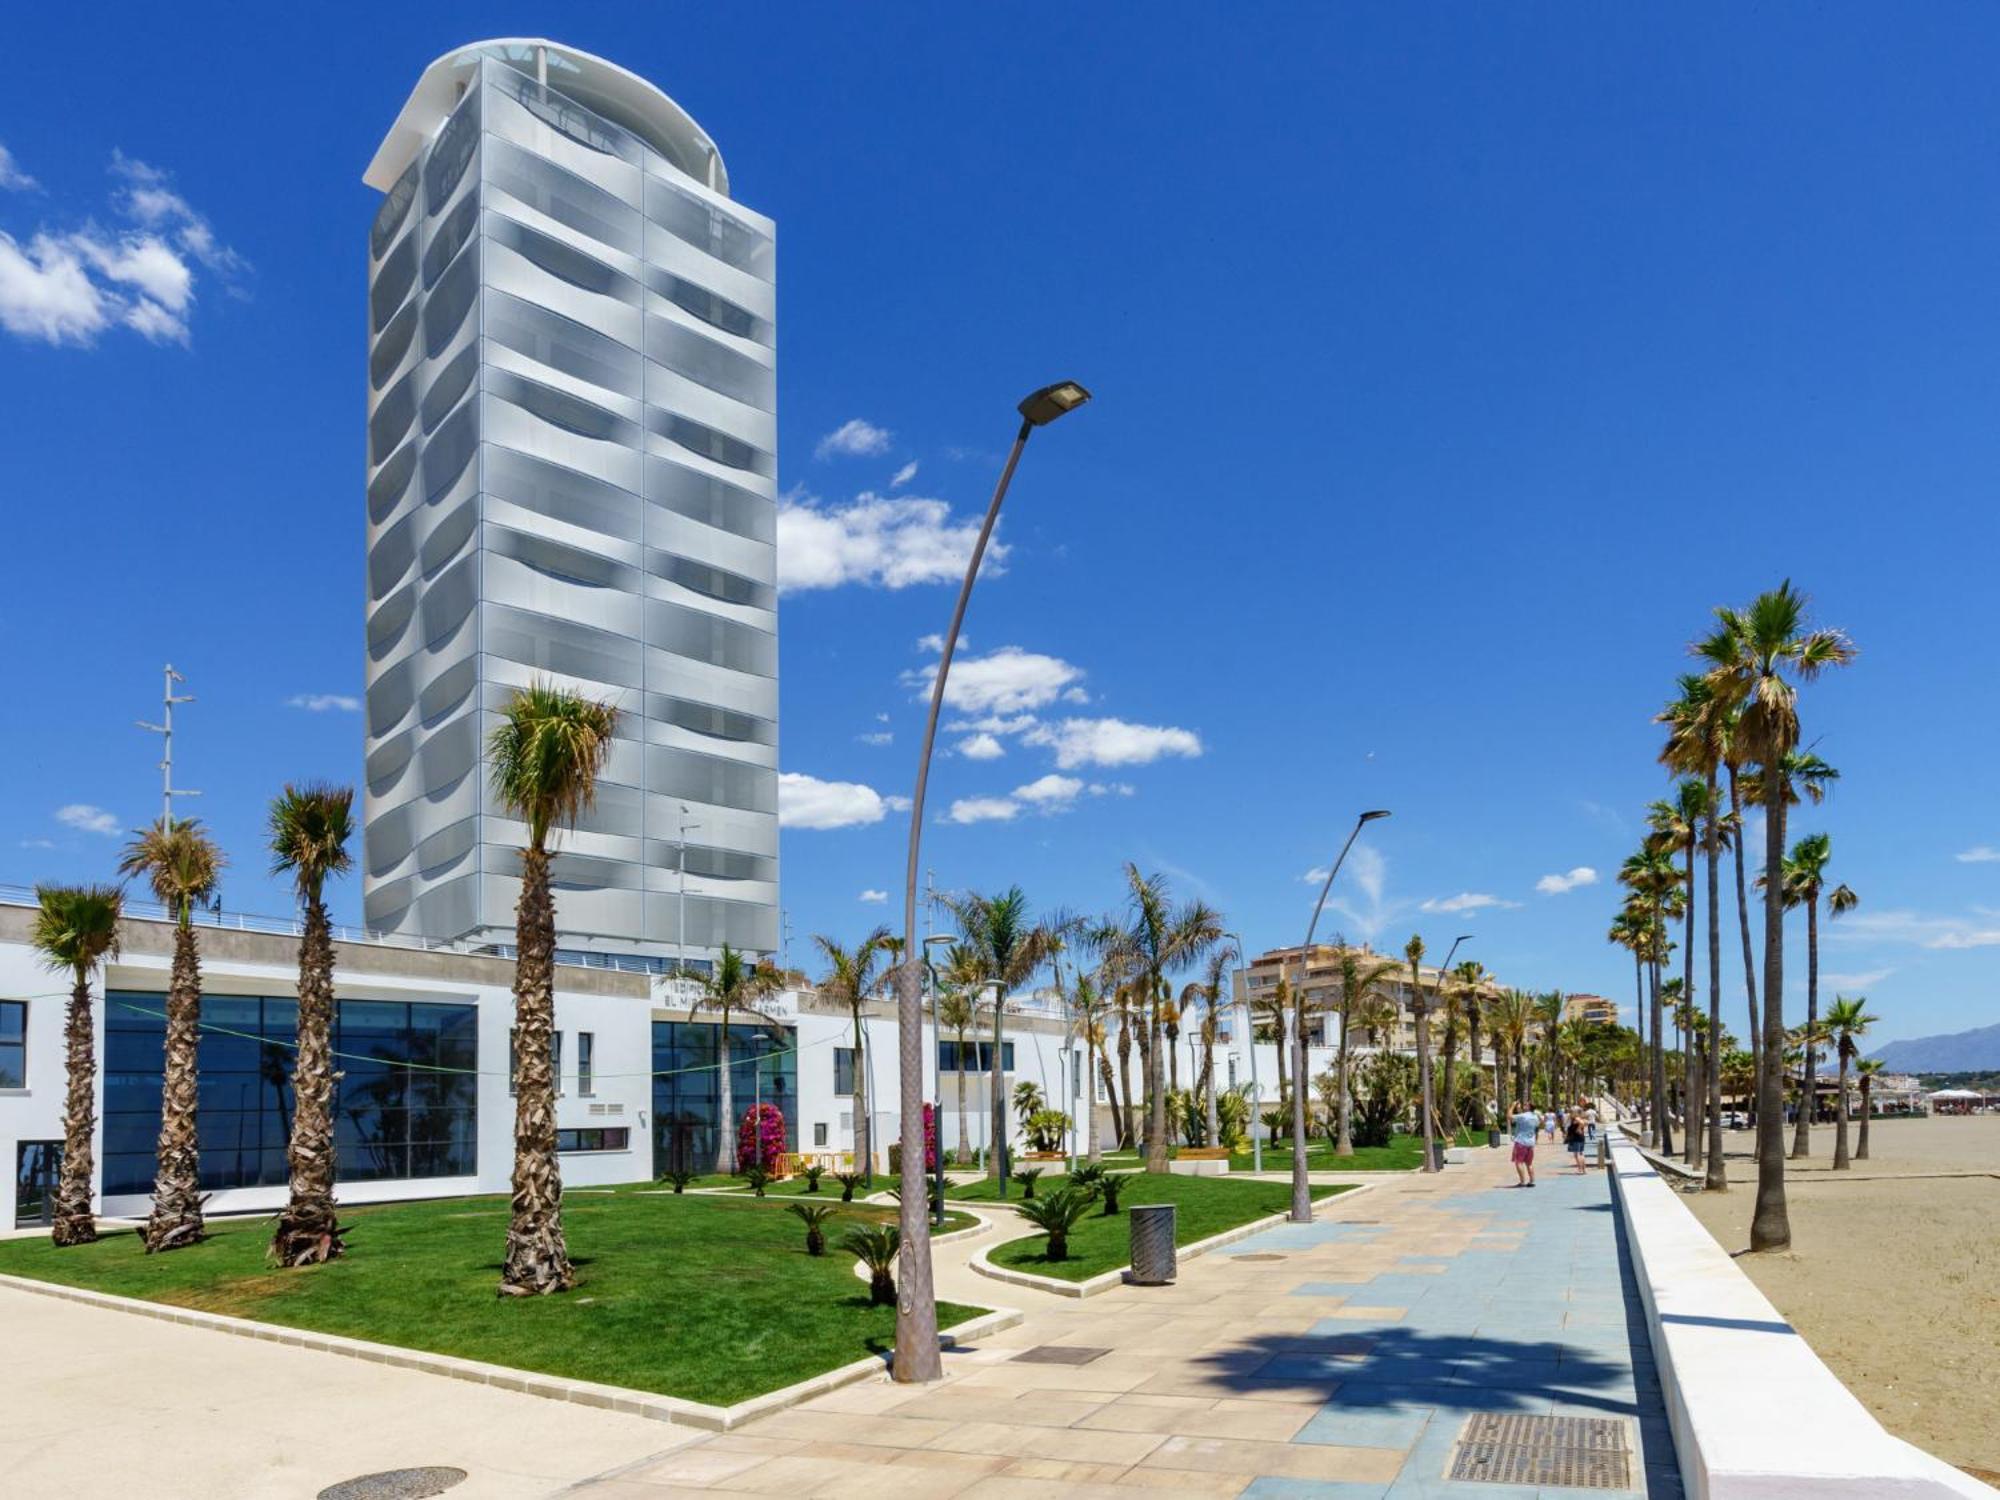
[[1291, 810, 1392, 1223], [1224, 932, 1258, 1173], [924, 934, 953, 1229], [892, 380, 1091, 1385], [1416, 935, 1471, 1174]]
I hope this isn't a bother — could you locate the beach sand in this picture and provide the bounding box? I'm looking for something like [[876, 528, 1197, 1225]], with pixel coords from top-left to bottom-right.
[[1679, 1114, 2000, 1480]]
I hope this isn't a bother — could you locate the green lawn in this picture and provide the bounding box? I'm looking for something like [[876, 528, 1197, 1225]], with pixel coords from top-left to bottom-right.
[[1246, 1127, 1486, 1174], [988, 1172, 1355, 1282], [0, 1192, 981, 1406]]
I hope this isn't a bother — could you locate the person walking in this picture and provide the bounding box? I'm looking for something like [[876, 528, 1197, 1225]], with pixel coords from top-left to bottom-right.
[[1566, 1110, 1588, 1174], [1581, 1100, 1598, 1149], [1510, 1101, 1540, 1187]]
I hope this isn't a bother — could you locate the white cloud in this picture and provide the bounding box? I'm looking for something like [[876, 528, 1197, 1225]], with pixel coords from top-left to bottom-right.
[[884, 795, 913, 812], [0, 233, 108, 343], [957, 732, 1005, 760], [72, 233, 191, 314], [288, 693, 360, 713], [1326, 843, 1409, 942], [1061, 686, 1090, 704], [857, 730, 893, 746], [815, 419, 892, 459], [18, 837, 55, 850], [1830, 909, 2000, 951], [1821, 967, 1893, 990], [945, 795, 1019, 824], [1420, 892, 1520, 915], [1955, 845, 2000, 864], [778, 772, 901, 830], [916, 633, 953, 653], [56, 804, 119, 836], [904, 646, 1083, 717], [1535, 866, 1599, 895], [0, 144, 37, 192], [889, 461, 918, 488], [778, 492, 1005, 592], [1022, 716, 1202, 769], [1301, 866, 1330, 885], [1014, 773, 1085, 808], [859, 889, 889, 904]]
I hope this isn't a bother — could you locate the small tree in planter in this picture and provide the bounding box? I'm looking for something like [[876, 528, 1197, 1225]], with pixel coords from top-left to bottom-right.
[[736, 1102, 787, 1175], [843, 1222, 900, 1305], [788, 1202, 838, 1255], [1025, 1108, 1071, 1154]]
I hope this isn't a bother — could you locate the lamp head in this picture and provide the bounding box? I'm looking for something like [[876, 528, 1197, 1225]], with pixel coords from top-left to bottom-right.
[[1360, 809, 1392, 823], [1018, 380, 1092, 427]]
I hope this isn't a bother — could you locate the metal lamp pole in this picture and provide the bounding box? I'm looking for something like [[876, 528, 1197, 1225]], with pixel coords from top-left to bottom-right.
[[891, 380, 1092, 1385], [1291, 810, 1392, 1223], [1224, 932, 1259, 1173], [924, 934, 953, 1228]]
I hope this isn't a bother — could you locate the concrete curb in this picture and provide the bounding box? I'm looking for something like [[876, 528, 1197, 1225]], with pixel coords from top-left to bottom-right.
[[967, 1182, 1375, 1299], [0, 1271, 1019, 1434]]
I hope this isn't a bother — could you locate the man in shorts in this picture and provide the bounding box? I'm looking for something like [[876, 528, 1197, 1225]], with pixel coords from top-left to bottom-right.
[[1510, 1101, 1540, 1187]]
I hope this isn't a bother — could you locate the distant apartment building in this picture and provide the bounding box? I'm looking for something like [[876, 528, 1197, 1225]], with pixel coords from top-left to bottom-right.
[[1564, 993, 1619, 1027], [1233, 943, 1508, 1056]]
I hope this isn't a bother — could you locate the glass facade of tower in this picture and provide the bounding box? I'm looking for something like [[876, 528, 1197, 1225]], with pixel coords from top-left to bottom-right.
[[363, 45, 778, 963]]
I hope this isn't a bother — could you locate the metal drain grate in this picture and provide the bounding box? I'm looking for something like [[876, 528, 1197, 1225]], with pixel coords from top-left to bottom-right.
[[1447, 1414, 1632, 1490], [1231, 1253, 1287, 1262], [318, 1469, 468, 1500], [1011, 1345, 1110, 1366]]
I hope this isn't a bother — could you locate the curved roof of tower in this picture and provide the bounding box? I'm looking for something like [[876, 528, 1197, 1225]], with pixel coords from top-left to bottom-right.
[[365, 38, 729, 197]]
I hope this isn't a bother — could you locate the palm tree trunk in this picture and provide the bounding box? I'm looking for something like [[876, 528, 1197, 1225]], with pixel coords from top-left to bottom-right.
[[1750, 780, 1791, 1252], [987, 987, 1007, 1177], [1705, 779, 1728, 1190], [1095, 1045, 1118, 1159], [1202, 1028, 1219, 1147], [1728, 766, 1762, 1114], [1269, 1005, 1289, 1121], [715, 1007, 736, 1175], [145, 921, 206, 1254], [501, 845, 574, 1294], [274, 897, 343, 1264], [852, 1011, 870, 1181], [1683, 836, 1700, 1169], [1414, 994, 1437, 1174], [1650, 957, 1673, 1155], [1833, 1048, 1851, 1169], [954, 1025, 972, 1166], [1115, 1014, 1135, 1149], [1087, 1038, 1103, 1163], [1857, 1082, 1871, 1160], [1791, 898, 1819, 1159], [1334, 1002, 1355, 1156], [1145, 980, 1170, 1172], [1631, 952, 1645, 1128], [53, 973, 98, 1247], [1167, 1020, 1180, 1094], [1440, 1029, 1458, 1144]]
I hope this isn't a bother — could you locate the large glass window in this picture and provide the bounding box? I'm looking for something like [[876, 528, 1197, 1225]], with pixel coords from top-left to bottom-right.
[[650, 1020, 795, 1176], [834, 1046, 856, 1097], [102, 993, 477, 1197], [938, 1040, 1014, 1074], [558, 1126, 628, 1153], [14, 1141, 59, 1228], [0, 1000, 25, 1088], [577, 1032, 594, 1096]]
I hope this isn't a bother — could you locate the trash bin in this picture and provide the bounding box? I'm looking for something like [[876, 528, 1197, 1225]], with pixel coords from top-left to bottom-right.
[[1430, 1141, 1447, 1171], [1486, 1129, 1503, 1149], [1128, 1203, 1178, 1285]]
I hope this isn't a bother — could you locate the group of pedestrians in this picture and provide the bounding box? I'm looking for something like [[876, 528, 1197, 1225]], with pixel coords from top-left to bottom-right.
[[1507, 1098, 1599, 1186]]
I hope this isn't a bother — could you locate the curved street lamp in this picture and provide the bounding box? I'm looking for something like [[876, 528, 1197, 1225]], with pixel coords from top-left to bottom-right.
[[1415, 934, 1471, 1174], [892, 381, 1091, 1383], [1291, 810, 1391, 1223]]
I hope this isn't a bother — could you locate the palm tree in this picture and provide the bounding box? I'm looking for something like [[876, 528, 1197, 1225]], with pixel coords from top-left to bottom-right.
[[488, 682, 618, 1295], [1823, 995, 1877, 1170], [1068, 972, 1110, 1164], [1620, 844, 1682, 1151], [1774, 832, 1856, 1159], [1453, 961, 1489, 1136], [686, 946, 784, 1173], [1104, 866, 1223, 1172], [265, 783, 357, 1267], [1334, 948, 1399, 1155], [1531, 991, 1565, 1114], [935, 966, 978, 1167], [1854, 1057, 1884, 1160], [813, 925, 893, 1181], [1404, 935, 1439, 1171], [29, 884, 124, 1247], [1698, 582, 1855, 1251], [1184, 948, 1230, 1145], [118, 817, 224, 1253], [942, 887, 1051, 1176], [1490, 989, 1534, 1116], [1606, 908, 1649, 1117], [1436, 972, 1463, 1140]]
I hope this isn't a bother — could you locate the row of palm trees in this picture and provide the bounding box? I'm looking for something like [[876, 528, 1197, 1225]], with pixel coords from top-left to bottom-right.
[[1610, 580, 1866, 1250]]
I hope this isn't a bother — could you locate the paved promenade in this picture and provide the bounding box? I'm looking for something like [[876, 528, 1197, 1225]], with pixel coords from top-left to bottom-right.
[[576, 1142, 1680, 1498]]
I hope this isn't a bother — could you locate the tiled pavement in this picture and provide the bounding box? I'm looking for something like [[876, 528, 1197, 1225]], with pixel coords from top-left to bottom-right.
[[571, 1144, 1681, 1499]]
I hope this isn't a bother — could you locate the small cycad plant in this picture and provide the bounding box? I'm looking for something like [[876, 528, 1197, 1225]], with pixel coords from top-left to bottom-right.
[[833, 1171, 863, 1203], [1069, 1161, 1106, 1192], [1097, 1172, 1126, 1215], [787, 1202, 839, 1256], [842, 1222, 901, 1305], [1015, 1166, 1045, 1200], [803, 1164, 826, 1194], [1014, 1185, 1095, 1261], [743, 1165, 771, 1197], [663, 1168, 695, 1195]]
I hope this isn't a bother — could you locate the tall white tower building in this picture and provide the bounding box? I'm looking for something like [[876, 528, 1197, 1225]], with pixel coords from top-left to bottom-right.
[[361, 40, 778, 970]]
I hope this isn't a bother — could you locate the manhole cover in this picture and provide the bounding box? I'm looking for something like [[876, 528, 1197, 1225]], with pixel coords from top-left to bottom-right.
[[318, 1468, 468, 1500], [1231, 1253, 1287, 1262], [1447, 1414, 1632, 1490], [1012, 1345, 1110, 1366]]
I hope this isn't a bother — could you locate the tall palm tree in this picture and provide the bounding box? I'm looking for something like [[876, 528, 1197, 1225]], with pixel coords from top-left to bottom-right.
[[686, 945, 784, 1172], [489, 682, 617, 1295], [1334, 948, 1399, 1155], [29, 884, 124, 1247], [119, 817, 224, 1253], [265, 783, 357, 1267], [1436, 973, 1463, 1140], [1068, 972, 1111, 1164], [1404, 935, 1439, 1171], [1452, 961, 1489, 1135], [1182, 947, 1230, 1145], [1490, 989, 1534, 1115], [1854, 1057, 1884, 1161], [1699, 582, 1855, 1252], [1104, 866, 1223, 1172], [1774, 832, 1856, 1159], [942, 887, 1052, 1175], [813, 925, 893, 1181], [1822, 995, 1877, 1171], [1606, 908, 1649, 1116], [1620, 845, 1682, 1151], [934, 959, 978, 1166], [1531, 991, 1565, 1113]]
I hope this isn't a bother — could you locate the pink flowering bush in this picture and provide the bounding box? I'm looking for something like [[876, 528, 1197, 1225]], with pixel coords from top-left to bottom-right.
[[737, 1102, 787, 1174]]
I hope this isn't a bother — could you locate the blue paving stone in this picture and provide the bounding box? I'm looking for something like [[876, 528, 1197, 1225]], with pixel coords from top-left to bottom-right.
[[1295, 1408, 1435, 1449], [1238, 1481, 1391, 1499]]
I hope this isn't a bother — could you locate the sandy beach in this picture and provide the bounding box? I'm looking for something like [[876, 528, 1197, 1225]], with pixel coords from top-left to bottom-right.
[[1678, 1114, 2000, 1480]]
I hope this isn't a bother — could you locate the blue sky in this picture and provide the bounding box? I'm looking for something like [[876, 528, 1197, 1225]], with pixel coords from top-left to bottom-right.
[[3, 5, 1997, 1048]]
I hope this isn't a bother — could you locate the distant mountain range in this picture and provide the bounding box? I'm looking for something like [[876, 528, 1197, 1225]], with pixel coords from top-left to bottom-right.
[[1870, 1020, 2000, 1073]]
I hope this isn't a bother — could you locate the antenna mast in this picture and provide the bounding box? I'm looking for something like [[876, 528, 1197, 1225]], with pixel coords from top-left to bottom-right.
[[135, 663, 201, 824]]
